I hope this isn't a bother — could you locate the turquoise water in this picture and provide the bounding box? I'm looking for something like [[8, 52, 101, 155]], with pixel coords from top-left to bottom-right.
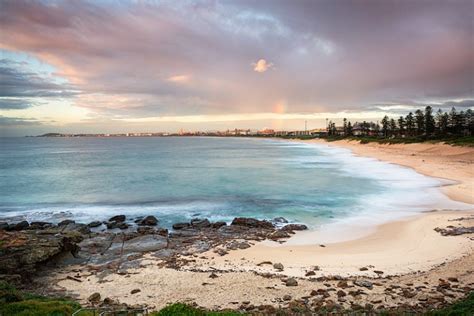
[[0, 137, 468, 230]]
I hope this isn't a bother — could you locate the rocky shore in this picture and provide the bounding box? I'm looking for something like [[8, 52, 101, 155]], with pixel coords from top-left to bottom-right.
[[1, 213, 473, 314]]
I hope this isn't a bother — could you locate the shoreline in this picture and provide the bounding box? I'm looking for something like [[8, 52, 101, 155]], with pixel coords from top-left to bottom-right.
[[42, 139, 474, 311]]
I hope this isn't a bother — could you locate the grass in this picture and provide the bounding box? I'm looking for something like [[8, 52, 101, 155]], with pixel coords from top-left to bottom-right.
[[0, 281, 81, 316], [323, 135, 474, 147], [425, 292, 474, 316], [150, 303, 242, 316]]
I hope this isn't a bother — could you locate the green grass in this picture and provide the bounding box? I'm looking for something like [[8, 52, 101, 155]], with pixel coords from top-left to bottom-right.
[[425, 292, 474, 316], [323, 135, 474, 147], [151, 303, 242, 316]]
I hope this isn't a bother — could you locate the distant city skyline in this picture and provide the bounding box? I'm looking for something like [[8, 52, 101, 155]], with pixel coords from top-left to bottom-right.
[[1, 0, 473, 136]]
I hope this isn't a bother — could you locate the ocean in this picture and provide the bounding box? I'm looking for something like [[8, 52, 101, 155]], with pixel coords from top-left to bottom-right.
[[0, 137, 468, 236]]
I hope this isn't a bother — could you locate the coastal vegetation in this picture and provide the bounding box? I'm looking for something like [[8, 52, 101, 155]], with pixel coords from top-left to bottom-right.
[[325, 106, 474, 146], [1, 281, 473, 315]]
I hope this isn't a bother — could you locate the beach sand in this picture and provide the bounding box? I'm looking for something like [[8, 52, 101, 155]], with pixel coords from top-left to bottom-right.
[[51, 140, 474, 310]]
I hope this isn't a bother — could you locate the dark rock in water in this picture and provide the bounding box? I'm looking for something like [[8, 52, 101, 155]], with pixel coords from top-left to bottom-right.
[[29, 221, 53, 229], [211, 221, 226, 229], [88, 292, 101, 303], [359, 267, 369, 271], [131, 289, 141, 294], [273, 217, 288, 224], [10, 221, 29, 231], [108, 215, 126, 223], [0, 222, 8, 230], [106, 221, 128, 230], [281, 224, 308, 231], [87, 221, 102, 228], [172, 222, 191, 230], [191, 218, 211, 229], [231, 217, 274, 229], [138, 215, 158, 226], [58, 219, 75, 226]]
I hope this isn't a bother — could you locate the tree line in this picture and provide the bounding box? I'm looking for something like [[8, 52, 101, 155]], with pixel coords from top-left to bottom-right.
[[327, 107, 473, 138]]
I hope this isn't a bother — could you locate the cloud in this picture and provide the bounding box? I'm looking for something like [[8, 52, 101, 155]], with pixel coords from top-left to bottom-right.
[[0, 59, 77, 98], [167, 75, 191, 84], [253, 59, 274, 73], [0, 115, 41, 126], [0, 0, 472, 126], [0, 98, 37, 110]]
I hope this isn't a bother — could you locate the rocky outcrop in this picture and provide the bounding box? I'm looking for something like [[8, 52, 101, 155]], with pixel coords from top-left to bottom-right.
[[231, 217, 274, 229], [137, 216, 158, 226], [0, 228, 84, 281]]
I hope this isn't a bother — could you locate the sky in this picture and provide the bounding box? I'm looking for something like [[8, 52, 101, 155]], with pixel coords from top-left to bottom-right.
[[0, 0, 473, 136]]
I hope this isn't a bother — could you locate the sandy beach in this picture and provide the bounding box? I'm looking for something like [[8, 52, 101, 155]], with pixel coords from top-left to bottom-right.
[[46, 140, 473, 311]]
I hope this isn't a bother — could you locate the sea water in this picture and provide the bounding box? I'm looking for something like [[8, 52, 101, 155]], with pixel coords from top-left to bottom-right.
[[0, 137, 469, 240]]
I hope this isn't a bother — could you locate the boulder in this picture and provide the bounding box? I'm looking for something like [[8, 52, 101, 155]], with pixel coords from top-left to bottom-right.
[[108, 215, 126, 223], [106, 221, 129, 230], [281, 224, 308, 231], [285, 278, 298, 286], [354, 279, 373, 289], [0, 222, 8, 230], [88, 292, 101, 304], [273, 262, 284, 271], [190, 218, 211, 228], [58, 219, 75, 226], [269, 230, 291, 240], [211, 221, 227, 229], [138, 216, 158, 226], [87, 221, 102, 228], [172, 222, 191, 230], [231, 217, 274, 229], [273, 217, 289, 224], [10, 221, 29, 231], [29, 221, 53, 229]]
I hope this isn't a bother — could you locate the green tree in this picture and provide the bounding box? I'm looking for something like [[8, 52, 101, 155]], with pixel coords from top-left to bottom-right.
[[415, 109, 424, 136], [405, 112, 414, 136], [424, 106, 435, 136], [381, 116, 389, 137], [398, 116, 406, 136], [389, 118, 397, 137], [346, 121, 353, 136]]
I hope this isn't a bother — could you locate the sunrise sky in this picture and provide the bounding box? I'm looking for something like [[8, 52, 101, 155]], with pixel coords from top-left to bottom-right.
[[0, 0, 473, 136]]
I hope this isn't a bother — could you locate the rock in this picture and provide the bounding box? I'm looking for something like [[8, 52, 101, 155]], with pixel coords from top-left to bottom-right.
[[285, 278, 298, 286], [138, 216, 158, 226], [434, 226, 474, 236], [305, 270, 316, 276], [172, 222, 191, 230], [209, 272, 219, 279], [29, 221, 53, 229], [359, 267, 369, 271], [337, 280, 348, 288], [337, 290, 346, 297], [273, 263, 284, 271], [0, 222, 9, 230], [273, 217, 288, 224], [108, 215, 126, 223], [10, 221, 29, 231], [282, 294, 292, 301], [130, 289, 141, 294], [226, 241, 251, 250], [231, 217, 274, 229], [58, 219, 75, 226], [256, 261, 272, 266], [373, 270, 384, 275], [269, 230, 291, 240], [87, 221, 102, 228], [106, 221, 129, 230], [88, 292, 101, 303], [190, 218, 211, 228], [447, 277, 459, 282], [354, 280, 373, 290], [280, 224, 308, 231], [211, 221, 226, 229], [109, 234, 168, 253]]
